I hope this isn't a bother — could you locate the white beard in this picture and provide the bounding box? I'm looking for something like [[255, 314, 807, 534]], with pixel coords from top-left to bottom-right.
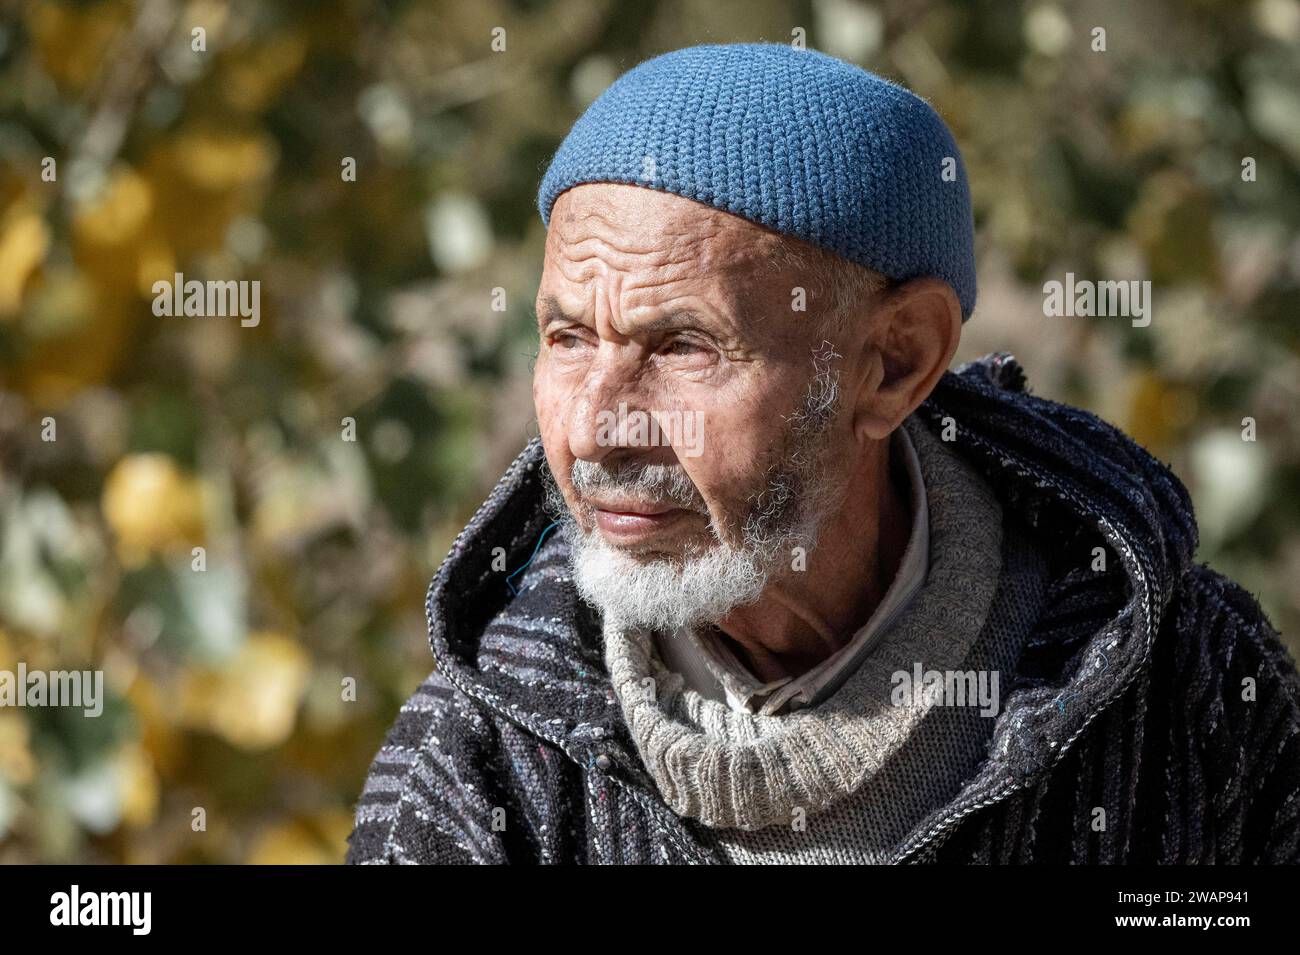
[[543, 359, 847, 632], [567, 528, 770, 631]]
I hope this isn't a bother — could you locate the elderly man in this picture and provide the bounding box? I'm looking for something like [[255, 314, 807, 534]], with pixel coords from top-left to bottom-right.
[[347, 44, 1300, 864]]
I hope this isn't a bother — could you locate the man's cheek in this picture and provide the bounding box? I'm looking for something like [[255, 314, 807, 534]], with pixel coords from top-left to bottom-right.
[[705, 450, 774, 534], [534, 373, 565, 442], [681, 466, 732, 536], [532, 372, 549, 439]]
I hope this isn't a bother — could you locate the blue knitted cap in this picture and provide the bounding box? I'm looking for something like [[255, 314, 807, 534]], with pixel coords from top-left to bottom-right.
[[538, 43, 976, 321]]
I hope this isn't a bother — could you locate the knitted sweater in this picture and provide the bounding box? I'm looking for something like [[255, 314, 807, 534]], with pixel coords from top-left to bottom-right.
[[603, 417, 1011, 859], [346, 353, 1300, 864], [708, 524, 1050, 863]]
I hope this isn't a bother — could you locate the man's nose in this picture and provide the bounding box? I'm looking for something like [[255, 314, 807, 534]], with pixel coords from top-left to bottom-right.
[[566, 352, 643, 464]]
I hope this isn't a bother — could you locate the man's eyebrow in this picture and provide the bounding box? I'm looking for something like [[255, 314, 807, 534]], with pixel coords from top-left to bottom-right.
[[537, 295, 583, 328], [633, 310, 709, 334], [536, 297, 725, 335]]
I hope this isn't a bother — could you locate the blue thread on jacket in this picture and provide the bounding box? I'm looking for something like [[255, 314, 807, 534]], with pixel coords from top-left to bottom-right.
[[506, 521, 560, 595]]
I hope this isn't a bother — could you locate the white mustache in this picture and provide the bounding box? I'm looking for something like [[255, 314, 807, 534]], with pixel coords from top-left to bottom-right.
[[570, 458, 709, 514]]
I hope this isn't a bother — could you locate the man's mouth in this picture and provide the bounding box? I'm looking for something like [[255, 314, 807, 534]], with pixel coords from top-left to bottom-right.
[[585, 497, 698, 543]]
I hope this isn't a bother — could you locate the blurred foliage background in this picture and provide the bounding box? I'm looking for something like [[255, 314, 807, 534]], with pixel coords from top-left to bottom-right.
[[0, 0, 1297, 863]]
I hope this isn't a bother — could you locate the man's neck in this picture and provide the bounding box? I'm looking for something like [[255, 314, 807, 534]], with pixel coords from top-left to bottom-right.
[[714, 436, 912, 684]]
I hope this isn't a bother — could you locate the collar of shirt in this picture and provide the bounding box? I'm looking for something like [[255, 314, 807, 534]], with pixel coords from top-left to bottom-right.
[[652, 420, 931, 716]]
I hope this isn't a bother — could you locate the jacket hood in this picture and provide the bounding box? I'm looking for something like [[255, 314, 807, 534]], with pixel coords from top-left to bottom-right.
[[421, 352, 1199, 856]]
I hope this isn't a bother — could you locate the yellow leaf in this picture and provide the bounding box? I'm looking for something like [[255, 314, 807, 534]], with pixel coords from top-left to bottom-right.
[[27, 1, 129, 92], [117, 742, 159, 828], [247, 810, 353, 864], [101, 454, 207, 566], [0, 712, 36, 786], [173, 132, 277, 191], [0, 208, 50, 316], [180, 632, 311, 750], [72, 168, 154, 248]]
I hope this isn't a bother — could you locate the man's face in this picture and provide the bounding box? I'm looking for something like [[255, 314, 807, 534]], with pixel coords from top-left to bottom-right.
[[533, 183, 854, 628]]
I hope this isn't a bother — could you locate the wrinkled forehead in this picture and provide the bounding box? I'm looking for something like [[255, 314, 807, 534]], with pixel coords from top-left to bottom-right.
[[544, 183, 786, 285]]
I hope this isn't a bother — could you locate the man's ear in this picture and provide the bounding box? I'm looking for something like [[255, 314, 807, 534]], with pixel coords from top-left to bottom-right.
[[852, 277, 962, 442]]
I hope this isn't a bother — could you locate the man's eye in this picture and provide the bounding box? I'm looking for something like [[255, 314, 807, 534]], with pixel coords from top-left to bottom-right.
[[553, 333, 585, 349], [662, 339, 705, 357]]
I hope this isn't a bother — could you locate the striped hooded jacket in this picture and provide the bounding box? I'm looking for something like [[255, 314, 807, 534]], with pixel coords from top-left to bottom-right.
[[346, 353, 1300, 864]]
